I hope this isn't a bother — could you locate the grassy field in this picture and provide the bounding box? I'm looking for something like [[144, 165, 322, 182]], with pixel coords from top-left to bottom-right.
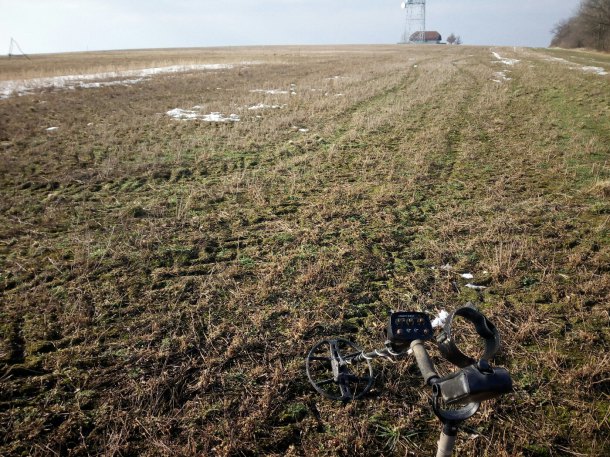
[[0, 45, 609, 456]]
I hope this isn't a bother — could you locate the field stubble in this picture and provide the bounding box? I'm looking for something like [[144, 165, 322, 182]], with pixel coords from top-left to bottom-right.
[[0, 45, 609, 456]]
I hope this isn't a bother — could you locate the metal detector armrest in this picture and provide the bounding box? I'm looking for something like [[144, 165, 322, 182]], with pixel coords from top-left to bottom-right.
[[434, 361, 512, 405]]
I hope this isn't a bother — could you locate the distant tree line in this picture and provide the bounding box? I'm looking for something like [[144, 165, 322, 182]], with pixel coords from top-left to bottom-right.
[[551, 0, 610, 51]]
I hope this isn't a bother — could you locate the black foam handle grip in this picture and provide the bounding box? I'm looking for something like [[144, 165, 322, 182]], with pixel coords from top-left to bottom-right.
[[410, 339, 439, 385]]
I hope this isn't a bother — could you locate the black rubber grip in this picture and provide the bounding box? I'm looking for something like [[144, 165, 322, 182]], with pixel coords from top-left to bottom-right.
[[410, 339, 438, 385]]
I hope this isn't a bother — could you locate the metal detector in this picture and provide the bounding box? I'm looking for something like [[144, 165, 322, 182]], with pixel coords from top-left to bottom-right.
[[305, 306, 512, 457]]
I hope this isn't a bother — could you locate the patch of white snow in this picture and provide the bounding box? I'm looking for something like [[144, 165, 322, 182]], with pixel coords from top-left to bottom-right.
[[492, 70, 512, 83], [250, 89, 289, 95], [0, 63, 241, 99], [166, 108, 201, 120], [545, 57, 569, 63], [166, 108, 239, 122], [248, 103, 283, 110], [431, 310, 449, 328], [581, 66, 608, 76], [492, 52, 520, 66], [202, 112, 240, 122], [542, 55, 608, 77]]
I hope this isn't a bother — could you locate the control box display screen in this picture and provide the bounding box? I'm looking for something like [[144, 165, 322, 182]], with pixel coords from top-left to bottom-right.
[[387, 311, 434, 343]]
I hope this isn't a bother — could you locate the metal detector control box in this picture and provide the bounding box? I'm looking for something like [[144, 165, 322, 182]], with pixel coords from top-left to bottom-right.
[[387, 311, 434, 344]]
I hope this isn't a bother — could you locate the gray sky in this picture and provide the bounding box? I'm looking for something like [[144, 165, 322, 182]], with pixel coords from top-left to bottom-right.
[[1, 0, 582, 55]]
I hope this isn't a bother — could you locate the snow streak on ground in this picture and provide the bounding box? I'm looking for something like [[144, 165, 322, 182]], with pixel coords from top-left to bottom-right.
[[543, 55, 608, 76], [492, 52, 520, 66], [167, 107, 239, 122], [250, 89, 290, 95], [491, 52, 519, 83], [0, 64, 238, 99], [251, 84, 297, 96], [248, 103, 284, 110], [546, 56, 569, 63], [580, 66, 608, 75], [493, 71, 512, 83]]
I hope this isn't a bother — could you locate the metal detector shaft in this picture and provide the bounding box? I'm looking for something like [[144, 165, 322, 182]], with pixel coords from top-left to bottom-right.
[[348, 344, 407, 363], [436, 432, 457, 457], [410, 339, 459, 457]]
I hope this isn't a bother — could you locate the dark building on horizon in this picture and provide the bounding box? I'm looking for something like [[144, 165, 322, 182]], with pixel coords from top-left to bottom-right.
[[409, 31, 442, 43]]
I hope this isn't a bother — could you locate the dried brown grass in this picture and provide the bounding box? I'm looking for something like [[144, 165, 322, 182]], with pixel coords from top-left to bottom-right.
[[0, 45, 609, 456]]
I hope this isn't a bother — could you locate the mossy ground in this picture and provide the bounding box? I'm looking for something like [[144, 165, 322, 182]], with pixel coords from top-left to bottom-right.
[[1, 45, 608, 456]]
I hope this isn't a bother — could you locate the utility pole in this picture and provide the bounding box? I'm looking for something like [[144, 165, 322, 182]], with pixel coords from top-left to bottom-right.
[[8, 37, 31, 60]]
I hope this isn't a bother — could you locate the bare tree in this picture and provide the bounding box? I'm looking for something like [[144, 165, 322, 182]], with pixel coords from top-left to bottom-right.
[[580, 0, 610, 50], [447, 33, 457, 45], [551, 0, 610, 51], [551, 17, 585, 48]]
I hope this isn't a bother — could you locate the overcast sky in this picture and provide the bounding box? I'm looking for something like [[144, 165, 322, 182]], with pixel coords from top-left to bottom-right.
[[1, 0, 582, 55]]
